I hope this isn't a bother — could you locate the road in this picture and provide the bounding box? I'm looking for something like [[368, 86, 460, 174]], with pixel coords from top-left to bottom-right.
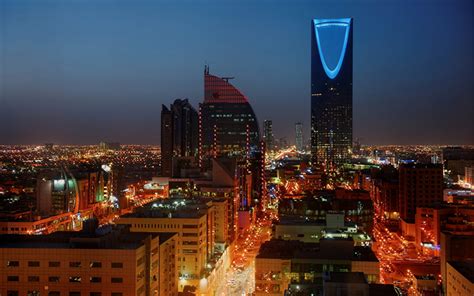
[[215, 211, 274, 296]]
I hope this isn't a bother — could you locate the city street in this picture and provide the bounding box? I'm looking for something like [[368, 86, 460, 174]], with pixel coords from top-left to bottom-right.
[[215, 210, 274, 296]]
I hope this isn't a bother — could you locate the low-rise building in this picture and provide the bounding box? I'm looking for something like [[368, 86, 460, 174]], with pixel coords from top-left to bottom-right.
[[0, 222, 177, 296], [255, 238, 379, 295]]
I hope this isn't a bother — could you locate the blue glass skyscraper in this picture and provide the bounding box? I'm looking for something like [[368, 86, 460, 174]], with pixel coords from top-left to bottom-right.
[[311, 18, 353, 167]]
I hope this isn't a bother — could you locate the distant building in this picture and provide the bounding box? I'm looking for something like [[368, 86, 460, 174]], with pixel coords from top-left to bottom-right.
[[465, 166, 474, 186], [0, 222, 178, 296], [99, 141, 121, 151], [263, 120, 274, 152], [36, 170, 78, 216], [295, 122, 303, 151], [442, 147, 474, 181], [161, 99, 199, 177], [399, 163, 443, 222], [311, 18, 353, 166]]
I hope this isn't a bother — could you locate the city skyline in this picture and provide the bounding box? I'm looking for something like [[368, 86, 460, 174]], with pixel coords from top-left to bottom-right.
[[1, 0, 473, 145]]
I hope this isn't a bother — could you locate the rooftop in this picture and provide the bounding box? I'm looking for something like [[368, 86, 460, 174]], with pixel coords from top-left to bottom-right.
[[0, 224, 157, 250], [257, 238, 378, 262], [120, 198, 211, 219], [325, 272, 367, 284]]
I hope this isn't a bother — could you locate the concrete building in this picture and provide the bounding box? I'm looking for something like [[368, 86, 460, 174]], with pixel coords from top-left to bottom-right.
[[273, 213, 371, 246], [116, 198, 218, 293], [255, 238, 379, 295], [0, 222, 178, 296], [415, 206, 474, 255], [440, 232, 474, 294], [446, 261, 474, 296], [399, 163, 443, 222]]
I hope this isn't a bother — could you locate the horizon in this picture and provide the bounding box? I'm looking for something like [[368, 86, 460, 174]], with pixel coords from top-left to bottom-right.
[[0, 0, 473, 145]]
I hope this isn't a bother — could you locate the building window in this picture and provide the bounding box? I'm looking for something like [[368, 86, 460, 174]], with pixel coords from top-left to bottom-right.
[[49, 261, 60, 267], [90, 293, 102, 296], [111, 262, 123, 268], [28, 261, 40, 267], [7, 291, 19, 296], [69, 293, 81, 296], [69, 262, 81, 268], [69, 276, 81, 283], [49, 276, 60, 282], [27, 291, 40, 296], [48, 292, 60, 296], [111, 293, 123, 296], [89, 261, 102, 268], [111, 277, 123, 283], [28, 276, 40, 282], [7, 275, 19, 282], [7, 261, 19, 267], [90, 276, 101, 283]]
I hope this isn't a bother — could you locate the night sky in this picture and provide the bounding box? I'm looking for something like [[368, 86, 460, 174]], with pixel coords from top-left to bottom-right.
[[0, 0, 472, 145]]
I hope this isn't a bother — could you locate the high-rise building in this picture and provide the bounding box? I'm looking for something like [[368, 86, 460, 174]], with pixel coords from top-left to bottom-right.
[[295, 122, 303, 151], [263, 120, 274, 152], [199, 66, 260, 168], [399, 163, 443, 221], [161, 99, 198, 177], [311, 18, 353, 166]]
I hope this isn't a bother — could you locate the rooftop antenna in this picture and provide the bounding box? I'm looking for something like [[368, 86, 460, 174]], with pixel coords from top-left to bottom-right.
[[221, 76, 234, 82], [204, 64, 209, 75]]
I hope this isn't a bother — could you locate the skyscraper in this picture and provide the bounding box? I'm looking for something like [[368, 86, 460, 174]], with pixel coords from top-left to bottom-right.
[[199, 66, 260, 167], [295, 122, 303, 152], [160, 99, 198, 177], [311, 18, 353, 166], [263, 120, 274, 152]]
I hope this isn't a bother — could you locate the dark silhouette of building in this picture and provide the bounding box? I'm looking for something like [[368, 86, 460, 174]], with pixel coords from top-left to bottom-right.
[[311, 18, 353, 167], [399, 163, 443, 221], [263, 120, 274, 153], [295, 122, 303, 151], [161, 99, 198, 177]]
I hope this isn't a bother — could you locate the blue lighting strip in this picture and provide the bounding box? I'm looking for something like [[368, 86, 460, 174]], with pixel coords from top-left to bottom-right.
[[314, 18, 351, 79]]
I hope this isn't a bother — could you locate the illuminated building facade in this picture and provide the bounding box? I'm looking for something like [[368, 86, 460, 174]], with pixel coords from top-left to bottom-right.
[[263, 120, 274, 153], [199, 66, 260, 167], [0, 223, 178, 296], [311, 18, 353, 166], [295, 122, 303, 151], [161, 99, 199, 177]]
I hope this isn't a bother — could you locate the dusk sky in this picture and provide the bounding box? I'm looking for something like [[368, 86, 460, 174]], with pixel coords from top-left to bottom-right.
[[0, 0, 472, 145]]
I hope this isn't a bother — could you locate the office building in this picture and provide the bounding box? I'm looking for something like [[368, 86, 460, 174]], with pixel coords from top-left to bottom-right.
[[263, 120, 274, 153], [295, 122, 303, 151], [0, 221, 178, 296], [161, 99, 199, 177], [255, 238, 379, 295], [442, 147, 474, 181], [117, 198, 216, 293], [311, 18, 353, 166], [199, 66, 260, 168], [399, 163, 443, 222]]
